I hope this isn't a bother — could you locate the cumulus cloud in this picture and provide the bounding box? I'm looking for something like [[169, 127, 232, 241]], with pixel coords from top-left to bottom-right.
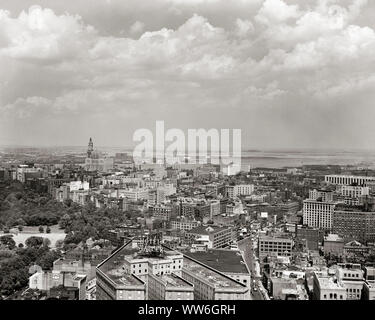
[[0, 0, 374, 148], [129, 21, 145, 35], [0, 6, 95, 62], [255, 0, 301, 25], [234, 18, 255, 37]]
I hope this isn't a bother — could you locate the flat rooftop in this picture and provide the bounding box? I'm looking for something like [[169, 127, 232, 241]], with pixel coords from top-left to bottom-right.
[[303, 199, 336, 204], [187, 225, 230, 235], [182, 256, 245, 289], [105, 268, 144, 287], [97, 244, 144, 287], [335, 204, 375, 212], [184, 249, 248, 274], [124, 250, 182, 264], [97, 243, 182, 287], [317, 276, 344, 290], [154, 274, 193, 289], [98, 242, 246, 290], [259, 235, 293, 242], [312, 189, 333, 192], [324, 234, 344, 242]]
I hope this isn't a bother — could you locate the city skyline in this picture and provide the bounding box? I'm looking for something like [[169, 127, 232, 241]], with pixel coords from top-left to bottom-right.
[[3, 143, 375, 153], [3, 0, 375, 306], [1, 0, 375, 149]]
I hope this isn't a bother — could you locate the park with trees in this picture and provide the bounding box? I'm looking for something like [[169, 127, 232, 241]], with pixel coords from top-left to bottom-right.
[[0, 180, 130, 297]]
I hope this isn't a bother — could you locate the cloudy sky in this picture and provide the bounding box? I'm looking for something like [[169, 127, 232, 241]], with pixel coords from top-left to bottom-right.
[[0, 0, 375, 150]]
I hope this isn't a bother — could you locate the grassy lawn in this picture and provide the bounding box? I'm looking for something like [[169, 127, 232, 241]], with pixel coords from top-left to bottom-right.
[[0, 225, 66, 248]]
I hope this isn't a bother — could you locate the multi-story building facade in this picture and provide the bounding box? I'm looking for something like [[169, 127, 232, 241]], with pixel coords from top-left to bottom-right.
[[363, 267, 375, 300], [234, 184, 254, 197], [323, 234, 344, 256], [96, 241, 250, 300], [363, 281, 375, 300], [258, 235, 293, 259], [96, 270, 146, 300], [325, 175, 375, 186], [16, 165, 43, 183], [181, 255, 250, 300], [120, 188, 149, 201], [170, 218, 201, 231], [209, 200, 221, 218], [309, 189, 334, 202], [295, 225, 323, 251], [336, 263, 364, 300], [313, 271, 347, 300], [55, 181, 90, 202], [29, 271, 87, 300], [96, 246, 147, 300], [85, 155, 114, 173], [332, 204, 375, 243], [225, 184, 254, 199], [338, 185, 370, 198], [148, 273, 194, 300], [149, 204, 178, 222], [185, 225, 234, 249], [303, 200, 337, 230]]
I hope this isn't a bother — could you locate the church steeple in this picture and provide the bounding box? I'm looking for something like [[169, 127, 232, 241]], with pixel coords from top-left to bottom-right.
[[87, 137, 94, 158]]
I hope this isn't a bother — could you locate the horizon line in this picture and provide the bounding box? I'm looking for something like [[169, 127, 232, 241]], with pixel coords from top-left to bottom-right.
[[1, 144, 375, 153]]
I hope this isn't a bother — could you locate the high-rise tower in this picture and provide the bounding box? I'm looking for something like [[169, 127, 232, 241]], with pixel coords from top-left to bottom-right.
[[87, 137, 94, 158]]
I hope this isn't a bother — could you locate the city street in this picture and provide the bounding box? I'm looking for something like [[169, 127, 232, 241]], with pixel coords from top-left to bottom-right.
[[238, 236, 265, 300]]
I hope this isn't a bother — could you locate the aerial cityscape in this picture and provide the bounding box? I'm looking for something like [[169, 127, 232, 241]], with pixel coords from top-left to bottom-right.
[[2, 140, 375, 301], [1, 0, 375, 304]]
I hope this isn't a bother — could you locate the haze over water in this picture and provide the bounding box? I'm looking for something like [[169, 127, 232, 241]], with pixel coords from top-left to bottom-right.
[[2, 146, 375, 169], [240, 150, 375, 169]]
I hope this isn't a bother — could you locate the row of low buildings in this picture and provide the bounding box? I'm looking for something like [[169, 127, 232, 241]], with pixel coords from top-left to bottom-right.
[[256, 174, 375, 300], [28, 244, 114, 300], [313, 264, 375, 300], [256, 229, 375, 300]]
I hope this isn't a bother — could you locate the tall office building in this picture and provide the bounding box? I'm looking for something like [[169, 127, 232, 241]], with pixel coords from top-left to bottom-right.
[[303, 199, 337, 230], [332, 204, 375, 243]]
